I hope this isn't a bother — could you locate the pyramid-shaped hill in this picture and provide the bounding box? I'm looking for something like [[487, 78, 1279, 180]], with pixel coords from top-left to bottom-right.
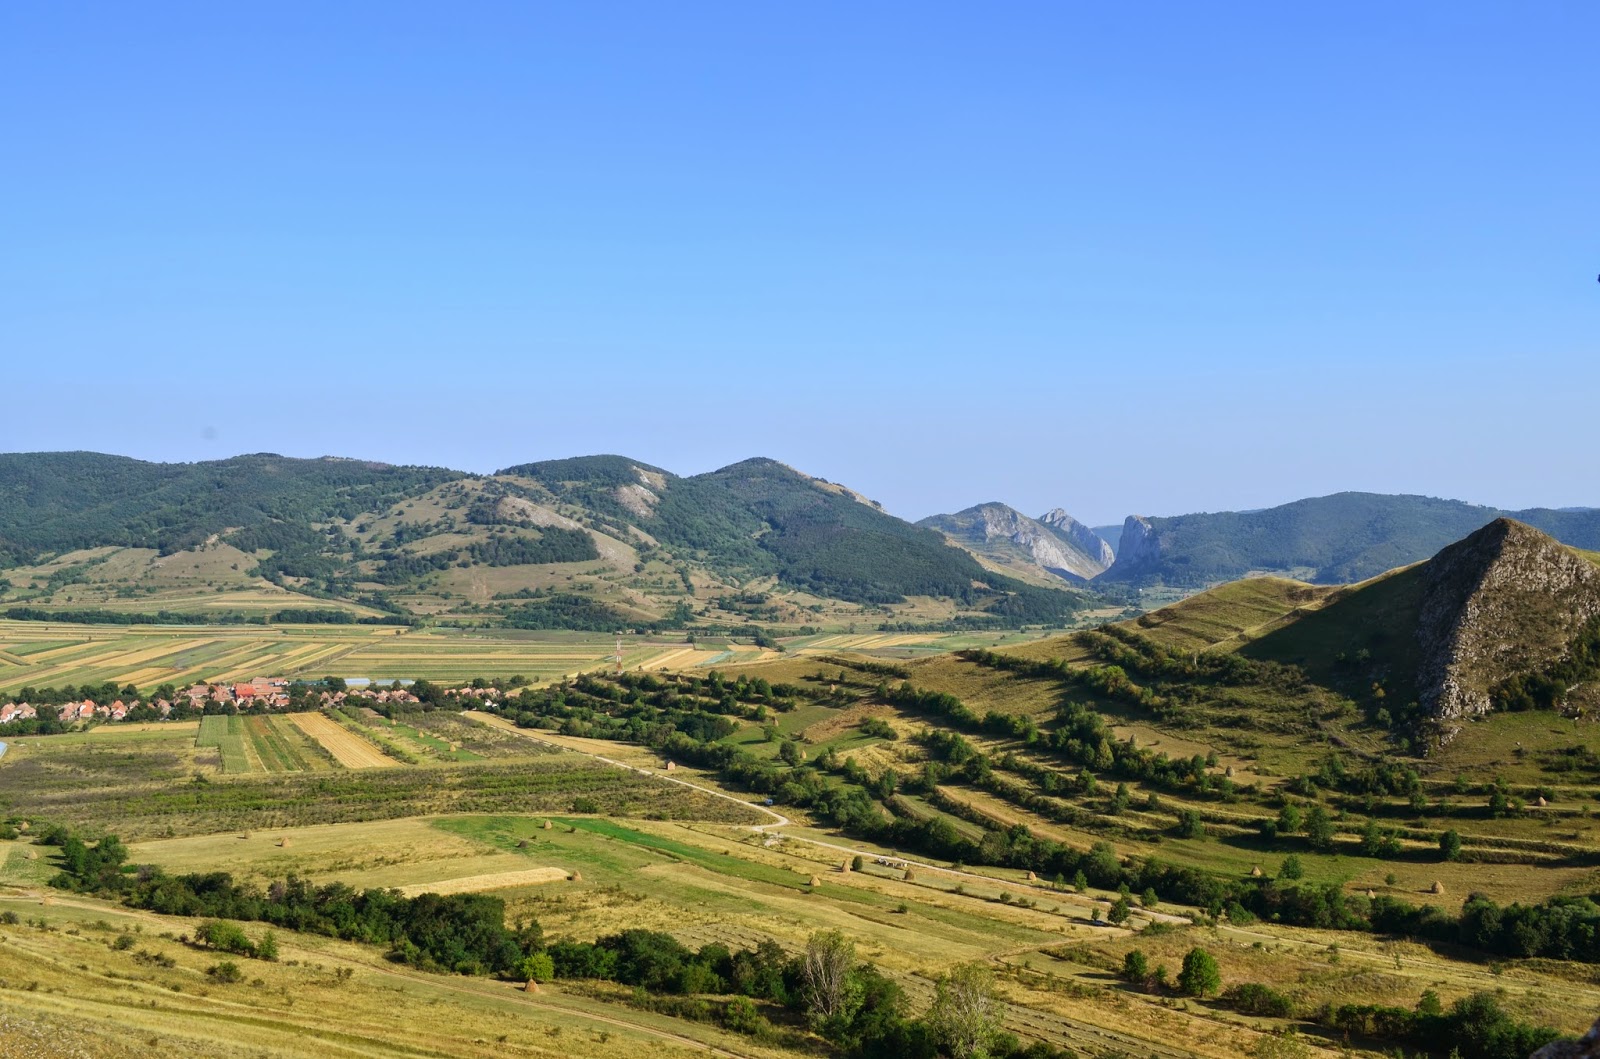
[[1240, 518, 1600, 747]]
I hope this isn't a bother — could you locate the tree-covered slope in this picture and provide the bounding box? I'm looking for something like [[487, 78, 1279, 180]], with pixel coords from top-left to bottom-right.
[[0, 451, 464, 563], [1101, 492, 1600, 588], [506, 455, 1091, 617]]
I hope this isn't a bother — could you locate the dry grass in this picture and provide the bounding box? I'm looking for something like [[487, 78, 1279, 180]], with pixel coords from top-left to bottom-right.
[[291, 712, 393, 769]]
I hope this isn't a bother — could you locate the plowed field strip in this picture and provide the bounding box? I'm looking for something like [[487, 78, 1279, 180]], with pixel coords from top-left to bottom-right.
[[397, 867, 569, 896], [291, 713, 393, 769]]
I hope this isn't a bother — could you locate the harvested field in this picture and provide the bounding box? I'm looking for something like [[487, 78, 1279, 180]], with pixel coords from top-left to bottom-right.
[[398, 866, 570, 896], [291, 712, 393, 769]]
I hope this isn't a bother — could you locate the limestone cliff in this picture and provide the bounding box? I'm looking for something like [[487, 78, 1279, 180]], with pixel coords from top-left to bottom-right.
[[1104, 515, 1161, 577], [1416, 519, 1600, 745], [1039, 508, 1117, 568], [918, 503, 1112, 583]]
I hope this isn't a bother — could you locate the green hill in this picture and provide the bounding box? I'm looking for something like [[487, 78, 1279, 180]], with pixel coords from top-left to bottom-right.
[[1101, 491, 1600, 588], [0, 451, 462, 561], [0, 451, 1093, 631]]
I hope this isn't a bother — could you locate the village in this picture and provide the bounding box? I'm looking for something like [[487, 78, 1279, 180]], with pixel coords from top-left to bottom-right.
[[0, 677, 505, 727]]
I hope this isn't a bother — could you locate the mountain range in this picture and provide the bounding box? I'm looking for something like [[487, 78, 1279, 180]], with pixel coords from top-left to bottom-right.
[[0, 452, 1091, 631], [4, 451, 1598, 631]]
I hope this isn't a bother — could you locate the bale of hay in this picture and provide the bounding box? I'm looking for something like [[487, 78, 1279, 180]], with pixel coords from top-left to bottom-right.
[[1431, 881, 1445, 895], [25, 849, 38, 861], [809, 875, 821, 888], [278, 838, 292, 849], [543, 820, 553, 831], [569, 871, 583, 882], [903, 868, 916, 882], [1250, 865, 1262, 877], [841, 859, 851, 873], [1537, 796, 1548, 807], [524, 979, 540, 993], [17, 821, 28, 833], [1026, 871, 1037, 882], [516, 839, 530, 849], [1366, 889, 1376, 899]]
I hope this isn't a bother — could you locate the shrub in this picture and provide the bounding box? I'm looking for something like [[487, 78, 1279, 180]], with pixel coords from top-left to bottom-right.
[[208, 960, 243, 983], [1223, 982, 1293, 1017]]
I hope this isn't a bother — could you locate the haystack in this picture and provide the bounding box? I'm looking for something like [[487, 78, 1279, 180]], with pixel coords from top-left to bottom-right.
[[25, 849, 38, 861], [1431, 881, 1445, 895], [809, 875, 822, 888], [840, 859, 851, 873], [278, 838, 292, 849], [1026, 871, 1037, 882], [1250, 865, 1262, 877], [524, 979, 540, 993], [903, 868, 916, 883], [16, 821, 28, 833], [1366, 889, 1376, 899], [1537, 796, 1548, 807], [569, 870, 583, 883], [543, 820, 553, 831], [516, 838, 530, 848]]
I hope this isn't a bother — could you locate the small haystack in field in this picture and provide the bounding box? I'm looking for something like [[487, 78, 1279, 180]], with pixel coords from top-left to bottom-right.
[[278, 838, 292, 849], [516, 839, 530, 849], [569, 870, 583, 882], [903, 868, 916, 883], [25, 849, 38, 860], [1431, 881, 1446, 895], [1026, 871, 1037, 882], [1250, 865, 1262, 877], [543, 820, 553, 831], [809, 875, 821, 888], [524, 980, 539, 993]]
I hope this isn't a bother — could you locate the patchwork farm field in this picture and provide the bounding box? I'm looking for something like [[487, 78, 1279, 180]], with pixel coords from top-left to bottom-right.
[[0, 619, 734, 695], [0, 617, 1072, 697]]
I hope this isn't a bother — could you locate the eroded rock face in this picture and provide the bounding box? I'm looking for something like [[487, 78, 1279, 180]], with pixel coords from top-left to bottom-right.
[[1039, 508, 1117, 568], [919, 503, 1112, 581], [1110, 515, 1161, 574], [1416, 518, 1600, 746]]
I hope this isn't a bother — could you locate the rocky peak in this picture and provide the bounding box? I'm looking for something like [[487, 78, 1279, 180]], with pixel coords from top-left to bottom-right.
[[1417, 518, 1600, 745], [1107, 515, 1161, 575], [1038, 508, 1116, 567], [918, 502, 1111, 582]]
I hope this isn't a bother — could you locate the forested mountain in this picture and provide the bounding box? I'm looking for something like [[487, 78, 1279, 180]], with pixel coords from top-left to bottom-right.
[[1100, 492, 1600, 588], [917, 503, 1113, 584], [0, 452, 1092, 631], [504, 456, 1090, 618], [0, 452, 463, 564]]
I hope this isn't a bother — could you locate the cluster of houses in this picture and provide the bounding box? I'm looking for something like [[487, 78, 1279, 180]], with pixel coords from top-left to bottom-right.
[[0, 676, 433, 728], [0, 699, 142, 724]]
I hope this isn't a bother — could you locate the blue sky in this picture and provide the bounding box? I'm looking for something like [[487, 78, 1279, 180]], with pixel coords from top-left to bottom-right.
[[2, 3, 1595, 525]]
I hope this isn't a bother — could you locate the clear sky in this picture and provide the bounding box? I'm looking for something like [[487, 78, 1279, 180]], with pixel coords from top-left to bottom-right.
[[3, 3, 1595, 526]]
